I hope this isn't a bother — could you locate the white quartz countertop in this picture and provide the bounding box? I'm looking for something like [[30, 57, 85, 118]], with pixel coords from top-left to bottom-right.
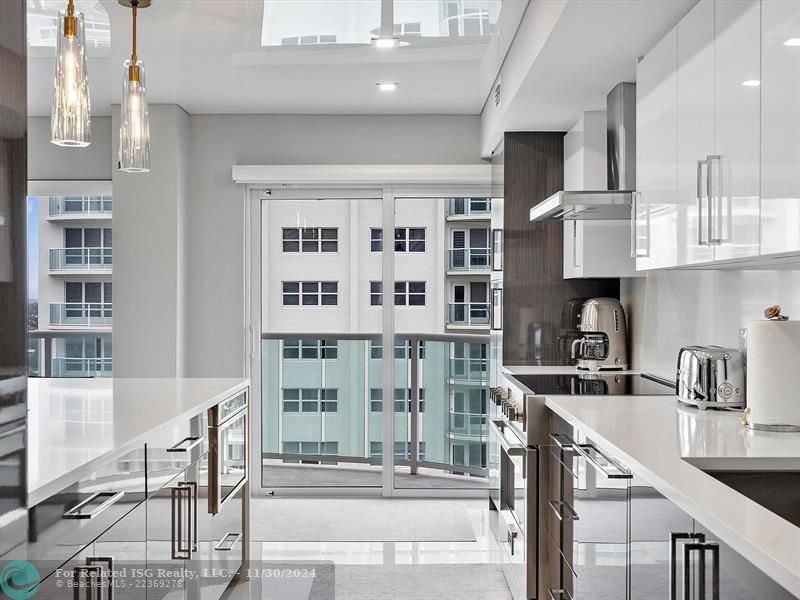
[[502, 365, 642, 376], [27, 377, 249, 506], [540, 392, 800, 597]]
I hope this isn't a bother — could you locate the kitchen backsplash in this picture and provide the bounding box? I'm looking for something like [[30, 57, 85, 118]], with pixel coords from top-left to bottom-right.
[[621, 269, 800, 379]]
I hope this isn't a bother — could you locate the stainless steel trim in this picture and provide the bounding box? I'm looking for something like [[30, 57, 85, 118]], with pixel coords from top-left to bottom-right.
[[167, 436, 202, 453], [697, 159, 708, 246], [63, 491, 125, 520], [746, 422, 800, 432], [670, 532, 705, 600], [548, 499, 579, 522], [214, 532, 242, 552], [86, 557, 114, 600], [531, 190, 635, 221], [573, 443, 632, 479]]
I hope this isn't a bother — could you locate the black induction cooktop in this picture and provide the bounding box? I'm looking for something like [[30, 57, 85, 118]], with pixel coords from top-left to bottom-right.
[[511, 373, 675, 396]]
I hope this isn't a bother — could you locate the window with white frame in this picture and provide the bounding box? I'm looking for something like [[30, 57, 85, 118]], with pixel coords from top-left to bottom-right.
[[280, 34, 337, 46], [369, 340, 425, 360], [283, 441, 339, 455], [282, 227, 338, 253], [369, 281, 425, 306], [369, 227, 425, 252], [282, 339, 338, 360], [369, 388, 425, 413], [282, 388, 338, 413], [282, 281, 338, 306]]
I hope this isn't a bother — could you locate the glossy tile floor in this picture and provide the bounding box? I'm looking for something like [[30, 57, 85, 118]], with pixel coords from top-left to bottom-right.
[[227, 499, 512, 600]]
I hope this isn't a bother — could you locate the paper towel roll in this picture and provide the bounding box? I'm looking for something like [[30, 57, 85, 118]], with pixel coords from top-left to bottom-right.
[[747, 320, 800, 428]]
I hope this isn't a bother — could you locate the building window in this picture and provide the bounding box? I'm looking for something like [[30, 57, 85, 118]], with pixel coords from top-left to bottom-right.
[[369, 388, 425, 413], [281, 34, 338, 46], [369, 441, 426, 460], [282, 388, 338, 413], [369, 281, 426, 306], [283, 441, 339, 455], [282, 227, 338, 253], [369, 340, 425, 360], [282, 339, 338, 360], [370, 227, 425, 252], [282, 281, 338, 306]]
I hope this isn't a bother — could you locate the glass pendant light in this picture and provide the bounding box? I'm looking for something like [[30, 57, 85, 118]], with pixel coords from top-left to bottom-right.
[[51, 0, 91, 147], [118, 0, 151, 172]]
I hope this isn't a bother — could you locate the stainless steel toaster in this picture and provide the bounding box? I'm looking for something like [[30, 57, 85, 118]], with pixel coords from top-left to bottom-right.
[[676, 346, 746, 410]]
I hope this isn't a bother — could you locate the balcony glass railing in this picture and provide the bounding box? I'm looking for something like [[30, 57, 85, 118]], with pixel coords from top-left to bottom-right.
[[449, 412, 486, 438], [261, 333, 489, 487], [27, 331, 112, 378], [448, 303, 490, 326], [52, 356, 112, 378], [447, 197, 491, 217], [448, 248, 491, 271], [48, 195, 112, 217], [50, 303, 112, 327], [49, 247, 112, 271]]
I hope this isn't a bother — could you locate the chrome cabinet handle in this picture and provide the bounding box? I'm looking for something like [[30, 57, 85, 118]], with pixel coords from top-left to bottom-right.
[[683, 542, 720, 600], [669, 532, 706, 600], [697, 159, 708, 246], [707, 155, 723, 245], [171, 481, 197, 559], [80, 557, 113, 600], [63, 491, 125, 520], [214, 532, 241, 552], [548, 499, 579, 522], [167, 436, 202, 453], [573, 443, 632, 479]]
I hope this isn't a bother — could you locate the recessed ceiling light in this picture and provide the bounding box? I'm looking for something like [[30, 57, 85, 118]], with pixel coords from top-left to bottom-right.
[[742, 79, 761, 87], [784, 38, 800, 46], [371, 37, 409, 49], [377, 82, 398, 92]]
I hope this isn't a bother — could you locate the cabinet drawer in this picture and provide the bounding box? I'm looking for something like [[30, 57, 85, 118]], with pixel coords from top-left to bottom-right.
[[146, 411, 209, 497], [22, 447, 147, 572]]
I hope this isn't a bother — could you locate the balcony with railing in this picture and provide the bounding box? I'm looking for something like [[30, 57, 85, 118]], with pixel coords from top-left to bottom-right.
[[448, 248, 491, 272], [49, 248, 112, 273], [49, 303, 112, 328], [28, 331, 112, 378], [48, 195, 112, 219], [446, 197, 491, 219], [261, 333, 489, 489], [447, 303, 490, 328]]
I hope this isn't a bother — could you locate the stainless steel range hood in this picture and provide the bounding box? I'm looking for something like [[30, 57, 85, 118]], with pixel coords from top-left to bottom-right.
[[530, 82, 636, 221]]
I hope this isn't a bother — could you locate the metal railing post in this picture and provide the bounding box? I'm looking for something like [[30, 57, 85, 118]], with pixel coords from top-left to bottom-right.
[[409, 337, 420, 476], [43, 336, 52, 378]]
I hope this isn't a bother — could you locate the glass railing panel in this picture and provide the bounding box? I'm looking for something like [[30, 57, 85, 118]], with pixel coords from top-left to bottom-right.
[[447, 197, 492, 217], [49, 303, 112, 327], [447, 303, 490, 326], [448, 248, 491, 271], [51, 356, 112, 377], [48, 195, 113, 217], [49, 248, 113, 271]]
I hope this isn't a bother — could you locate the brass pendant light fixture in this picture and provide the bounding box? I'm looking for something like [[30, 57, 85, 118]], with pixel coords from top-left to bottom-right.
[[118, 0, 152, 172], [51, 0, 91, 147]]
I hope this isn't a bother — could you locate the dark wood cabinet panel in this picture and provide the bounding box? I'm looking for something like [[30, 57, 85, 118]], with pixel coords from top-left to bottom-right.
[[502, 132, 619, 366]]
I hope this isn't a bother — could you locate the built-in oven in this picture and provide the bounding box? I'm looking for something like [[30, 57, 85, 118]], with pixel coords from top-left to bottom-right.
[[490, 417, 539, 600], [208, 391, 248, 515]]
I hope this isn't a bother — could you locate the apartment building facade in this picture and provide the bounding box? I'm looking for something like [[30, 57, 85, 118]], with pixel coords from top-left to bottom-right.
[[30, 183, 113, 378], [261, 196, 493, 477]]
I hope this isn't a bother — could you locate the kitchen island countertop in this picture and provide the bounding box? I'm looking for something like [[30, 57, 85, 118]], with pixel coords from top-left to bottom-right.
[[27, 377, 249, 506], [504, 368, 800, 597]]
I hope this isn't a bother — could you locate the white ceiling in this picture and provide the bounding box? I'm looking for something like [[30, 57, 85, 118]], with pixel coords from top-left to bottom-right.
[[27, 0, 501, 117]]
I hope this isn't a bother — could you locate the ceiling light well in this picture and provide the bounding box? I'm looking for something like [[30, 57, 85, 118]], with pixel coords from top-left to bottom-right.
[[377, 82, 398, 92], [784, 38, 800, 47], [741, 79, 760, 87]]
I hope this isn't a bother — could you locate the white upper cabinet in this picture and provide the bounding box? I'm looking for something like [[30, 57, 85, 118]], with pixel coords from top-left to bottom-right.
[[637, 0, 767, 270], [676, 0, 716, 266], [761, 0, 800, 256], [636, 27, 678, 270], [713, 0, 761, 261]]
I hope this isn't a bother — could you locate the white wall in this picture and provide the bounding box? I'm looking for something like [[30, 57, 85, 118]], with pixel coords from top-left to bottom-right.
[[622, 269, 800, 380], [28, 116, 112, 181], [186, 114, 483, 377]]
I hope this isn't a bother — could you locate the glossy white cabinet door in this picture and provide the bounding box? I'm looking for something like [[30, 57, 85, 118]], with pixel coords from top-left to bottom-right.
[[676, 0, 716, 266], [636, 28, 679, 270], [761, 0, 800, 256], [713, 0, 761, 261]]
